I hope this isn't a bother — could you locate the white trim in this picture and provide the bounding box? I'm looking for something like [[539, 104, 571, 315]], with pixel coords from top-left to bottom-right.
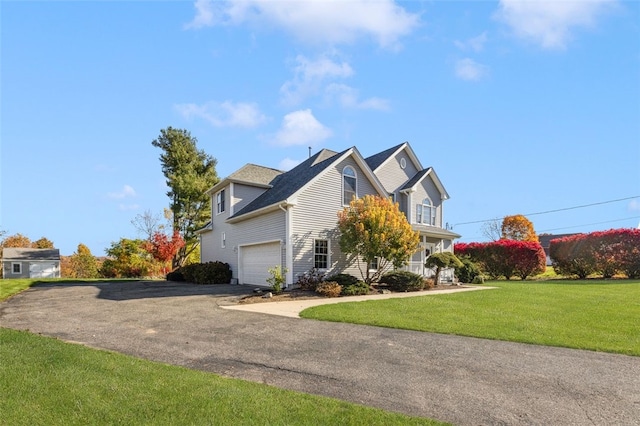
[[11, 262, 22, 274], [370, 142, 424, 173], [313, 238, 330, 271], [221, 232, 226, 249], [216, 189, 226, 215]]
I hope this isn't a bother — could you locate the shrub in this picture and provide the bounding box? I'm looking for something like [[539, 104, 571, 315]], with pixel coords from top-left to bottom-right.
[[296, 268, 325, 291], [176, 262, 232, 284], [455, 256, 481, 283], [455, 240, 545, 280], [266, 266, 287, 294], [166, 269, 185, 282], [423, 278, 435, 290], [471, 275, 485, 284], [325, 273, 359, 288], [340, 281, 370, 296], [425, 252, 463, 285], [379, 271, 425, 292], [316, 281, 342, 297]]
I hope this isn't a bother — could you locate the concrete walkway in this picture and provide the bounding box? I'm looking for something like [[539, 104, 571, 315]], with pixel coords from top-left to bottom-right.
[[223, 285, 491, 317], [1, 281, 639, 425]]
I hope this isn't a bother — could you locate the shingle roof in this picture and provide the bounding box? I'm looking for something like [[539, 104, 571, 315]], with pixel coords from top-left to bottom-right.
[[400, 168, 433, 191], [231, 148, 346, 218], [228, 164, 283, 186], [364, 142, 405, 171], [2, 248, 60, 261]]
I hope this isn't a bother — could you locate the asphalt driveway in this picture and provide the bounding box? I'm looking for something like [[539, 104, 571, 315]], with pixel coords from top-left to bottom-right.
[[1, 281, 639, 425]]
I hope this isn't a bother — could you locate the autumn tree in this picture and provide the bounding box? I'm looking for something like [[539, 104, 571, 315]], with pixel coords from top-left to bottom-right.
[[144, 231, 185, 275], [68, 243, 100, 278], [32, 237, 55, 249], [501, 214, 538, 242], [152, 127, 219, 268], [337, 195, 420, 284], [102, 238, 156, 278], [1, 233, 32, 248]]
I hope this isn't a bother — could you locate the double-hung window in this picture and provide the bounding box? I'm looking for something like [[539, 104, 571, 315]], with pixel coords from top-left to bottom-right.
[[342, 166, 357, 206], [12, 263, 21, 274], [417, 198, 436, 226], [314, 239, 329, 270], [216, 189, 226, 214]]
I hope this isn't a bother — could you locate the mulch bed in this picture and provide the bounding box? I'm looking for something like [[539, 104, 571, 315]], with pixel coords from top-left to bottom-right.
[[238, 284, 465, 304]]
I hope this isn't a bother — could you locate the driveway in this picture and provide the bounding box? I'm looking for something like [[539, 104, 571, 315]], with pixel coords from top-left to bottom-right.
[[1, 281, 639, 425]]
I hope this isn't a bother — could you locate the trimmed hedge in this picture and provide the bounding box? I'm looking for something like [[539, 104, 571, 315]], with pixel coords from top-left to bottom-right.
[[455, 240, 546, 280], [379, 271, 425, 292], [167, 262, 232, 284], [550, 228, 640, 279], [340, 281, 370, 296]]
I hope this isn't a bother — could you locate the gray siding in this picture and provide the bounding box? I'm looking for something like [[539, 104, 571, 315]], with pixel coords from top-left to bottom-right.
[[290, 156, 380, 281], [202, 206, 286, 280], [374, 150, 419, 199], [232, 183, 267, 215], [412, 177, 443, 227]]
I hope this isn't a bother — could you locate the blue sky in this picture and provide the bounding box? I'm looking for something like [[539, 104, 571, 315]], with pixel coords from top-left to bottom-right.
[[2, 0, 639, 256]]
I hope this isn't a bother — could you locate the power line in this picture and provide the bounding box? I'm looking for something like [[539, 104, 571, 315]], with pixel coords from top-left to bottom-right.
[[537, 216, 640, 233], [454, 195, 640, 226]]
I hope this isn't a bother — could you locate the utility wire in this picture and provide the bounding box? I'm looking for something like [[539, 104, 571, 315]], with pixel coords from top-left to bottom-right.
[[454, 195, 640, 226], [537, 216, 640, 233]]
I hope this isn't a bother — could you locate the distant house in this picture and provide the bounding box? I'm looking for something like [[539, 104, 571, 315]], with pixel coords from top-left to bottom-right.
[[1, 248, 61, 279], [198, 142, 461, 287], [538, 233, 579, 266]]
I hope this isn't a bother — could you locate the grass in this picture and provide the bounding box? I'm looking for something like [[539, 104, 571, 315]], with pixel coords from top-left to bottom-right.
[[0, 328, 445, 425], [300, 280, 640, 356]]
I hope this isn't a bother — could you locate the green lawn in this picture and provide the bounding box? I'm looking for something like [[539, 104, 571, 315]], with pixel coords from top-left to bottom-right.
[[300, 280, 640, 356], [0, 328, 445, 425]]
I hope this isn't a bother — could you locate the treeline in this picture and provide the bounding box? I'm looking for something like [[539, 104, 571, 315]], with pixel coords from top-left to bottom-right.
[[550, 229, 640, 279]]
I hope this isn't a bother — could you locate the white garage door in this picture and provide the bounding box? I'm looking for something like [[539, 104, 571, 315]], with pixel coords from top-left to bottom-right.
[[240, 242, 281, 285], [29, 262, 58, 279]]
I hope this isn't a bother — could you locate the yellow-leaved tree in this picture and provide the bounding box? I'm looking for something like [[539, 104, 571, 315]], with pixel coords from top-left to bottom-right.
[[501, 214, 538, 242], [337, 195, 420, 284]]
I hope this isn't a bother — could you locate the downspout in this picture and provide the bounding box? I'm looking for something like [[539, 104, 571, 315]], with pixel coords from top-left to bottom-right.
[[279, 203, 294, 288]]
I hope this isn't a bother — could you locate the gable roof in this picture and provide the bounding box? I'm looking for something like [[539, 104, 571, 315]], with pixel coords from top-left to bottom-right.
[[208, 163, 284, 194], [400, 167, 450, 200], [228, 147, 388, 222], [364, 141, 423, 172], [2, 248, 60, 261]]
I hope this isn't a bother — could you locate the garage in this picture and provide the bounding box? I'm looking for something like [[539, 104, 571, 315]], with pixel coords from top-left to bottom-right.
[[240, 242, 282, 286], [29, 262, 59, 279]]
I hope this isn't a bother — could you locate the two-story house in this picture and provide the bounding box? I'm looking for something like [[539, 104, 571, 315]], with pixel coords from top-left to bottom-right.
[[198, 142, 460, 287]]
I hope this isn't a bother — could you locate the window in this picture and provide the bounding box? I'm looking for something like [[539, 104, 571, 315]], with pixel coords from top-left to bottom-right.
[[314, 239, 329, 270], [342, 166, 357, 206], [221, 232, 226, 249], [400, 157, 407, 169], [216, 189, 226, 214], [12, 263, 21, 274], [417, 198, 436, 226], [369, 257, 379, 271]]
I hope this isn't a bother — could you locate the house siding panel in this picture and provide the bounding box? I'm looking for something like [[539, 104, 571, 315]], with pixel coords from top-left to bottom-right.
[[232, 184, 267, 214], [290, 157, 379, 281], [374, 151, 419, 198], [203, 208, 286, 281]]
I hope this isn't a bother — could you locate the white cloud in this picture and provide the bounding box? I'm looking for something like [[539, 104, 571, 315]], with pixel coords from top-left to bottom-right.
[[281, 54, 354, 105], [278, 157, 302, 171], [175, 101, 266, 128], [455, 58, 489, 81], [454, 32, 488, 52], [628, 199, 640, 212], [325, 83, 390, 110], [107, 185, 136, 199], [495, 0, 615, 50], [185, 0, 420, 48], [273, 109, 332, 147], [184, 0, 216, 29]]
